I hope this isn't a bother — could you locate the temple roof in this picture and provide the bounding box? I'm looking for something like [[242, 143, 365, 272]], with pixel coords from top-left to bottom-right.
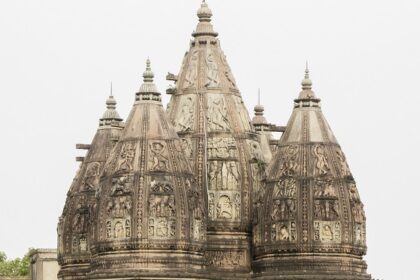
[[89, 60, 205, 278], [253, 66, 368, 278], [58, 94, 124, 274]]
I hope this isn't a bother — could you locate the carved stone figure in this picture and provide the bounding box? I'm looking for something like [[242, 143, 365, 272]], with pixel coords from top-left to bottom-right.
[[352, 202, 365, 223], [314, 221, 341, 243], [220, 52, 236, 88], [248, 140, 264, 163], [314, 199, 340, 220], [208, 137, 236, 159], [184, 50, 199, 88], [149, 141, 169, 171], [279, 145, 299, 176], [111, 175, 133, 196], [348, 182, 360, 202], [181, 138, 193, 158], [314, 178, 337, 198], [271, 199, 296, 221], [107, 196, 132, 218], [335, 148, 351, 176], [313, 144, 330, 176], [177, 97, 194, 131], [117, 143, 135, 171], [82, 162, 101, 191], [273, 179, 297, 198], [207, 96, 230, 131], [205, 49, 220, 88], [217, 195, 233, 219]]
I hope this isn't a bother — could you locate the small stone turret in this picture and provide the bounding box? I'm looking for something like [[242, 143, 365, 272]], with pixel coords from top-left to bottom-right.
[[252, 66, 371, 279], [88, 60, 206, 280], [58, 94, 124, 280]]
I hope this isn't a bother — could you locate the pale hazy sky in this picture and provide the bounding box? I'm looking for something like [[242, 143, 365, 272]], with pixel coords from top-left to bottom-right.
[[0, 0, 419, 279]]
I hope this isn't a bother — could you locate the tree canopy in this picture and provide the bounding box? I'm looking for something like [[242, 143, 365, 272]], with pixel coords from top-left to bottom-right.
[[0, 249, 33, 277]]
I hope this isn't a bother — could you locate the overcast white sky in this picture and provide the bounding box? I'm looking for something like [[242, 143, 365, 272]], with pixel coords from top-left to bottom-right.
[[0, 0, 419, 279]]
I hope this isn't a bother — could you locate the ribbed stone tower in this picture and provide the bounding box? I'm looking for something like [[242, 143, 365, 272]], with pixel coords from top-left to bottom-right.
[[252, 66, 371, 279], [88, 60, 206, 279], [58, 95, 124, 280], [166, 2, 267, 277]]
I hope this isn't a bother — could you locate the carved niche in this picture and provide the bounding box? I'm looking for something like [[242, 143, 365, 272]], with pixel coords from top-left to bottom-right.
[[176, 96, 195, 132], [313, 144, 330, 176], [314, 221, 341, 243], [105, 175, 133, 240], [278, 145, 299, 177], [208, 191, 241, 222], [116, 142, 136, 172], [183, 50, 199, 89], [148, 177, 176, 240], [207, 95, 231, 131], [81, 162, 101, 191], [208, 161, 240, 191], [270, 179, 297, 242], [313, 178, 340, 221], [205, 48, 220, 88], [207, 137, 237, 159], [149, 141, 169, 171]]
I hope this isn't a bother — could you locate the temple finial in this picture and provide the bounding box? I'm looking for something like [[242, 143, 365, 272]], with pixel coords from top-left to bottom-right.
[[143, 58, 154, 83], [258, 88, 261, 106], [302, 61, 312, 90], [110, 82, 113, 97]]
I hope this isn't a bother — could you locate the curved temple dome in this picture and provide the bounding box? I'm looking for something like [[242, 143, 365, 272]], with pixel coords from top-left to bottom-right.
[[252, 66, 370, 279], [88, 60, 206, 280], [166, 1, 268, 277], [58, 94, 124, 280]]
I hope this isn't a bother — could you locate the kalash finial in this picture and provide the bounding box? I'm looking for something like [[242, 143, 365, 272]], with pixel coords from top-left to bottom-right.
[[137, 58, 160, 100], [197, 0, 213, 21], [143, 58, 154, 83], [301, 61, 312, 90]]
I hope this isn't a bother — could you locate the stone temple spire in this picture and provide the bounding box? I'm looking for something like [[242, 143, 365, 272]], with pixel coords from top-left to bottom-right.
[[88, 59, 206, 279], [58, 93, 124, 280], [252, 66, 371, 279], [166, 1, 267, 277]]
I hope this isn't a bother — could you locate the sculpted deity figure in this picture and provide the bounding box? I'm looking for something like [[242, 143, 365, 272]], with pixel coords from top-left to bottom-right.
[[336, 148, 351, 176], [279, 145, 299, 176], [177, 97, 194, 132], [117, 143, 135, 171], [150, 142, 169, 171], [321, 225, 334, 241], [114, 221, 124, 238], [207, 97, 230, 131], [227, 162, 240, 190], [181, 138, 193, 158], [217, 195, 233, 219], [82, 162, 101, 191], [184, 50, 199, 88], [352, 202, 365, 223], [279, 225, 290, 241], [205, 49, 220, 88], [314, 144, 330, 175], [348, 182, 360, 202]]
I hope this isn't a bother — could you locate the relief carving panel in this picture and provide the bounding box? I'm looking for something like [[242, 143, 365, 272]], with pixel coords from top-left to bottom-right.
[[176, 96, 195, 132], [149, 141, 169, 171], [207, 95, 231, 131], [208, 191, 241, 221], [314, 221, 341, 243], [205, 48, 220, 88], [207, 137, 237, 159], [183, 50, 199, 89], [208, 161, 240, 190]]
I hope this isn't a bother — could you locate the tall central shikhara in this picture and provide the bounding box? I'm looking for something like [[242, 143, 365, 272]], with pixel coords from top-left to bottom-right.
[[57, 2, 371, 280]]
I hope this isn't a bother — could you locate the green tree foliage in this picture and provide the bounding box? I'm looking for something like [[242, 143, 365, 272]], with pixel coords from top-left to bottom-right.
[[0, 249, 33, 277]]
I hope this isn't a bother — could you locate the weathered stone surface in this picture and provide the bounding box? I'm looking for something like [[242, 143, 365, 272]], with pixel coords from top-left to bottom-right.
[[252, 67, 371, 279], [58, 95, 124, 280]]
